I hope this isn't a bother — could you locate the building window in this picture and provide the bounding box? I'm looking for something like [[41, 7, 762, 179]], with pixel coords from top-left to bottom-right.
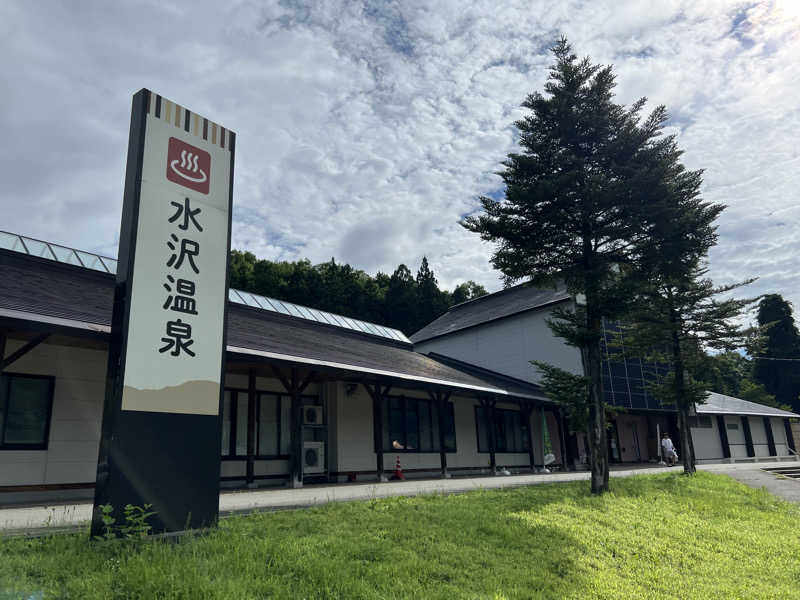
[[0, 373, 54, 450], [221, 389, 300, 458], [688, 416, 713, 429], [475, 406, 531, 453], [380, 395, 456, 452], [726, 422, 739, 431]]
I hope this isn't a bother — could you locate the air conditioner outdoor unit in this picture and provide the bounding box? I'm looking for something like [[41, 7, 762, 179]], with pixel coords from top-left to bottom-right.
[[303, 405, 324, 426], [303, 441, 325, 474]]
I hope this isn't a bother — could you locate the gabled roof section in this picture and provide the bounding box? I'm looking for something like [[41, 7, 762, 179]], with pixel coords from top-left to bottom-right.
[[0, 230, 409, 344], [410, 281, 571, 344], [0, 239, 549, 400], [696, 391, 799, 418]]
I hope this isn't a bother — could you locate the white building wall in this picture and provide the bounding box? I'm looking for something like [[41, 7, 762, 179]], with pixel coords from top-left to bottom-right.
[[724, 416, 749, 458], [414, 303, 583, 385], [0, 339, 106, 487], [690, 418, 724, 461], [748, 417, 771, 457], [772, 417, 789, 455]]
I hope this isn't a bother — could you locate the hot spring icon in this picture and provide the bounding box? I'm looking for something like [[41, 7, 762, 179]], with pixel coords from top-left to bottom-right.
[[171, 150, 208, 183]]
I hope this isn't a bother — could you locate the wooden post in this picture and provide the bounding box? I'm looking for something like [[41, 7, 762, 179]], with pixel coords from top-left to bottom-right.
[[246, 368, 257, 487], [272, 366, 316, 488], [557, 408, 570, 471], [0, 330, 6, 377], [433, 390, 451, 479], [364, 382, 391, 482], [764, 417, 777, 456], [480, 397, 497, 474], [742, 416, 755, 458], [540, 405, 546, 471], [716, 415, 731, 459], [519, 400, 535, 473]]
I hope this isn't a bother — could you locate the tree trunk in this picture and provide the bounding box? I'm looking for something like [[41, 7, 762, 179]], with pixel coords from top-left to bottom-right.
[[583, 314, 609, 494], [670, 309, 696, 474]]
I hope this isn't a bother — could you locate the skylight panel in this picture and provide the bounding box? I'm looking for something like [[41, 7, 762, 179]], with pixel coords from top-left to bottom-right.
[[76, 251, 108, 272], [21, 237, 54, 259], [49, 244, 82, 266], [100, 257, 118, 274], [0, 232, 26, 252]]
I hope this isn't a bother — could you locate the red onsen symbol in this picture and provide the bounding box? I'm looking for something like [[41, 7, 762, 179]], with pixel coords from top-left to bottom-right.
[[166, 137, 211, 194]]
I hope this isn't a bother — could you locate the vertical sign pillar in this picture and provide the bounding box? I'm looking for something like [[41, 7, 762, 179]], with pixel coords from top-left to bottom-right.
[[92, 89, 235, 536]]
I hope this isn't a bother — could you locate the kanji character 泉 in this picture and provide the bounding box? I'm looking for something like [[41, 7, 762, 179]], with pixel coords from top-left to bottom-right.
[[168, 197, 203, 232], [166, 234, 200, 274], [163, 275, 198, 315], [158, 318, 196, 357]]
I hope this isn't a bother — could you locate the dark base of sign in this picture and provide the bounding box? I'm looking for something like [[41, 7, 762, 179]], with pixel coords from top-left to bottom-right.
[[91, 410, 221, 536]]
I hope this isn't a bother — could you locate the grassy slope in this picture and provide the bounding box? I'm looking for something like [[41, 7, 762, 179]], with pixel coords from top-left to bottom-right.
[[1, 472, 799, 599]]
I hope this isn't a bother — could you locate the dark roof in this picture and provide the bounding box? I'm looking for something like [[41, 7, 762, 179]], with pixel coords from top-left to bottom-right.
[[697, 392, 799, 418], [410, 282, 572, 343], [0, 249, 546, 400]]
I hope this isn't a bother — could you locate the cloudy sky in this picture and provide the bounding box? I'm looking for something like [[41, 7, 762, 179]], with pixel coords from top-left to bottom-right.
[[2, 0, 799, 312]]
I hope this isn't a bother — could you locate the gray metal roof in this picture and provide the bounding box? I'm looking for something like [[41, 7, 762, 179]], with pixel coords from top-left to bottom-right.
[[696, 391, 799, 418], [410, 282, 571, 344], [0, 244, 546, 401], [0, 230, 409, 344]]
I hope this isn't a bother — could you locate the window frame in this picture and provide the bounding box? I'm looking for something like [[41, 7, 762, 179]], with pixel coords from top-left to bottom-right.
[[0, 372, 55, 451], [221, 387, 316, 461], [381, 394, 456, 453], [474, 405, 531, 454]]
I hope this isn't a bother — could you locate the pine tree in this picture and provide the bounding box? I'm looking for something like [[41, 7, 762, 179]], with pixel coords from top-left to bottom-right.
[[753, 295, 800, 411], [463, 38, 676, 493]]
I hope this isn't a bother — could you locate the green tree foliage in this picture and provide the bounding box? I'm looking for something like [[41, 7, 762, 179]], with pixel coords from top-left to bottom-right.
[[462, 38, 679, 494], [695, 351, 789, 411], [753, 294, 800, 411], [228, 251, 486, 336]]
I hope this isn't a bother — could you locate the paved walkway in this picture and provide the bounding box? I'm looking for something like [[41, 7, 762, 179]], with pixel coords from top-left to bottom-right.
[[2, 461, 798, 535]]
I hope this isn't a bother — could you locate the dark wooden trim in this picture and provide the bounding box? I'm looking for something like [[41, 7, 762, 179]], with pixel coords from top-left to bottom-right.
[[785, 419, 796, 452], [0, 372, 55, 450], [764, 417, 777, 456], [717, 415, 731, 459], [1, 333, 50, 370], [479, 397, 497, 471], [246, 369, 256, 484], [363, 382, 389, 480], [741, 416, 755, 457], [0, 482, 95, 493]]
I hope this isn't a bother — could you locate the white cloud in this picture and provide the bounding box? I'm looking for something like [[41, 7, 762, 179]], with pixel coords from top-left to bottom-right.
[[1, 0, 799, 315]]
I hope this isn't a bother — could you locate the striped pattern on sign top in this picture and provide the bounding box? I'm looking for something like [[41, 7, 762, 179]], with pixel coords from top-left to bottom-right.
[[147, 90, 234, 153], [0, 231, 411, 344]]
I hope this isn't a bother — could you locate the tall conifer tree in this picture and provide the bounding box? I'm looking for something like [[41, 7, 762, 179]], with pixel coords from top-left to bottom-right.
[[463, 38, 676, 493]]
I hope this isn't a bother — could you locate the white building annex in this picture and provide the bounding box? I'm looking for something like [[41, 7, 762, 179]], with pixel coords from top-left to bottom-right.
[[0, 231, 797, 505]]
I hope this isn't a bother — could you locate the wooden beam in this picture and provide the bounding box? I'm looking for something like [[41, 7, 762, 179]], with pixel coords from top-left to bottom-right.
[[297, 370, 317, 395], [741, 416, 755, 457], [785, 418, 796, 453], [764, 417, 777, 456], [1, 333, 49, 371], [270, 366, 292, 394], [716, 415, 731, 459]]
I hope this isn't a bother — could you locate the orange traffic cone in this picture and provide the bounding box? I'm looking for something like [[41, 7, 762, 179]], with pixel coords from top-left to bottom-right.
[[390, 455, 405, 480]]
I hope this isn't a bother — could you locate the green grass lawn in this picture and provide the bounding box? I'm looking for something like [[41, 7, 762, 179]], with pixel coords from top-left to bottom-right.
[[2, 472, 799, 599]]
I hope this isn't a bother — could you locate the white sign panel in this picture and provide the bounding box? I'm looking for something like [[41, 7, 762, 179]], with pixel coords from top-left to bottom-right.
[[121, 94, 233, 415]]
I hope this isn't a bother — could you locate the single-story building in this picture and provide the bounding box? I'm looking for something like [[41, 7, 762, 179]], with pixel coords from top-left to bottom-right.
[[0, 231, 569, 505], [410, 281, 799, 467], [0, 231, 797, 505]]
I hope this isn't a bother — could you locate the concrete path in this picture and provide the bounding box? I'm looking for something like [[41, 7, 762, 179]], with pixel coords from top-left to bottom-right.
[[2, 461, 798, 535]]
